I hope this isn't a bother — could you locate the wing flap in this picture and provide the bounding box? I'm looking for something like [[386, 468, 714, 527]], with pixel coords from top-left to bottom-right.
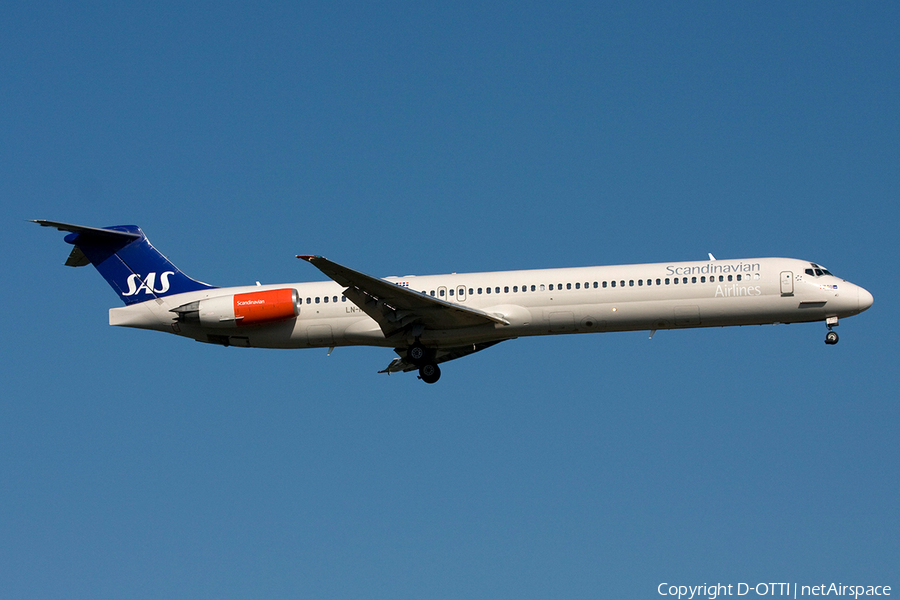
[[380, 340, 509, 373]]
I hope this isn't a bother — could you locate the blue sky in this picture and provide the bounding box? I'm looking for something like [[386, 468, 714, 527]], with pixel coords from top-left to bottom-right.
[[3, 2, 897, 598]]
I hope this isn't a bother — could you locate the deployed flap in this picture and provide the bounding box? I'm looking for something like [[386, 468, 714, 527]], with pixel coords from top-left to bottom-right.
[[380, 340, 509, 374], [297, 255, 509, 337]]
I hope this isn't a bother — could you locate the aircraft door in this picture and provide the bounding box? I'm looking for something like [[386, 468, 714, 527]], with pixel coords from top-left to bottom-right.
[[780, 271, 794, 296], [457, 285, 466, 302]]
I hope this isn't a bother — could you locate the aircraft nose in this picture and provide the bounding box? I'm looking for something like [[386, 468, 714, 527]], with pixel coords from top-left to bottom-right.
[[858, 286, 874, 313]]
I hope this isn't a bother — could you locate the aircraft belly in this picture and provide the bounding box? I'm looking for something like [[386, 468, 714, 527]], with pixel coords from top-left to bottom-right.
[[338, 317, 385, 345], [418, 324, 506, 347]]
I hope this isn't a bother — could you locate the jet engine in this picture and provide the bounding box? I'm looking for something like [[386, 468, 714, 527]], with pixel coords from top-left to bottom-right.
[[171, 288, 300, 327]]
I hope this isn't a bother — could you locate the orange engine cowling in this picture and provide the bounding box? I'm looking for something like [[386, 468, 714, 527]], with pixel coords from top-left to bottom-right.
[[233, 288, 300, 325], [171, 288, 301, 327]]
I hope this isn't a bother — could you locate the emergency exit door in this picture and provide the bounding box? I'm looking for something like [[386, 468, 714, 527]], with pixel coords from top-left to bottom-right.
[[780, 271, 794, 296]]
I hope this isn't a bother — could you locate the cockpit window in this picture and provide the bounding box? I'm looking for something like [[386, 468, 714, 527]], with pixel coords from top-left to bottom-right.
[[806, 264, 834, 277]]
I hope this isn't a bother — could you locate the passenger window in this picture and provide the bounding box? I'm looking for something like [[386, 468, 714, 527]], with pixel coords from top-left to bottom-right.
[[567, 283, 572, 290], [342, 296, 347, 302], [727, 275, 732, 282], [611, 281, 616, 288], [449, 289, 454, 296], [646, 279, 651, 286], [629, 280, 634, 287], [620, 280, 625, 287], [531, 285, 537, 292], [575, 282, 580, 289], [603, 281, 608, 288], [486, 287, 491, 294], [665, 278, 670, 285], [656, 279, 661, 285], [306, 298, 311, 304], [513, 286, 518, 293], [736, 275, 741, 282], [469, 288, 474, 295], [692, 277, 697, 283], [701, 276, 706, 283], [549, 284, 554, 291], [638, 280, 643, 286], [478, 288, 482, 294], [539, 284, 545, 291], [673, 278, 679, 284], [315, 297, 320, 304], [502, 286, 507, 293], [440, 289, 445, 297]]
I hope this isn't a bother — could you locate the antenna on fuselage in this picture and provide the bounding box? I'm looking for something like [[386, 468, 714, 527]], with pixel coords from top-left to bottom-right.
[[708, 253, 717, 261]]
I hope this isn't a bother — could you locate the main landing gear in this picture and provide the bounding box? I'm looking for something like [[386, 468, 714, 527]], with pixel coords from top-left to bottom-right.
[[418, 363, 441, 384], [408, 342, 441, 384], [825, 316, 839, 345]]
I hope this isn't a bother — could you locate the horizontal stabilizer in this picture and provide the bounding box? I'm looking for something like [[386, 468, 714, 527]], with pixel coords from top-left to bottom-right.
[[32, 220, 142, 240], [34, 219, 216, 304]]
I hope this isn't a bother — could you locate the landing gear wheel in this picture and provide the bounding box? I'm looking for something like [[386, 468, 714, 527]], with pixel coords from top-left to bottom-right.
[[418, 363, 441, 384], [825, 330, 839, 345], [408, 343, 427, 364]]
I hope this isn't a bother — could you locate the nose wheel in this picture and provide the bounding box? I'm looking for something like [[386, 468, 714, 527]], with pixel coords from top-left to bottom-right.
[[824, 316, 839, 345]]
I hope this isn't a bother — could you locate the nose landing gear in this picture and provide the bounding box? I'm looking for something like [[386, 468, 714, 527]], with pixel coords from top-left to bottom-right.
[[825, 316, 839, 345]]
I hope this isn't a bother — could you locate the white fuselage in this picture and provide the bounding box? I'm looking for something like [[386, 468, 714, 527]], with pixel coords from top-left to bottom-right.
[[108, 257, 873, 351]]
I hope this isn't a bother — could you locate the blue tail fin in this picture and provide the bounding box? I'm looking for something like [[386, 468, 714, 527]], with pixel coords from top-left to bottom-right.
[[34, 220, 217, 305]]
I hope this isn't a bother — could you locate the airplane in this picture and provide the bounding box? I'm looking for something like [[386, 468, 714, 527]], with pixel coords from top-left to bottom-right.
[[34, 220, 873, 383]]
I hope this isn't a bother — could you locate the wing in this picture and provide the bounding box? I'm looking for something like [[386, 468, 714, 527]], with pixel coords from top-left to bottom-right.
[[297, 255, 509, 339]]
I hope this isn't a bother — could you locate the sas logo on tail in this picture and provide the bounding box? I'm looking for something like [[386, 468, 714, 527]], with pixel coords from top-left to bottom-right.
[[123, 271, 175, 296]]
